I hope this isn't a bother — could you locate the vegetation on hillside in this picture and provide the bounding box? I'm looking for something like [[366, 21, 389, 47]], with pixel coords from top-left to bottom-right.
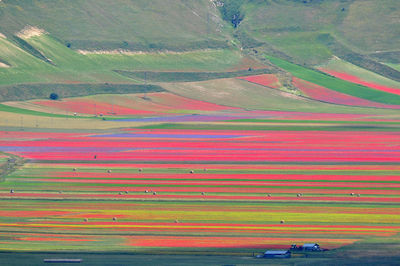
[[267, 56, 400, 105], [0, 0, 231, 51], [115, 68, 273, 83], [0, 0, 399, 108], [218, 0, 244, 28], [0, 83, 164, 102]]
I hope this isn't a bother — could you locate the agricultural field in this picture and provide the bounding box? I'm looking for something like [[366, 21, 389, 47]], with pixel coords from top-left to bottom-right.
[[0, 89, 400, 265], [1, 0, 400, 264]]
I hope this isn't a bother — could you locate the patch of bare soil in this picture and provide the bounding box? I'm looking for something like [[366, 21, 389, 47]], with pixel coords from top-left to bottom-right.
[[0, 62, 10, 68], [16, 25, 46, 39], [77, 48, 217, 56]]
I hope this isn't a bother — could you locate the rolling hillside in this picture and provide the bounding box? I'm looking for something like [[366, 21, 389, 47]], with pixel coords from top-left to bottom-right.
[[238, 0, 400, 65], [0, 0, 231, 51], [0, 0, 400, 109]]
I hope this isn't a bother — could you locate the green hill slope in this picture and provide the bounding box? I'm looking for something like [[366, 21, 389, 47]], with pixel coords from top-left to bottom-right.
[[0, 0, 231, 51], [1, 0, 400, 107], [0, 31, 246, 87], [237, 0, 400, 65]]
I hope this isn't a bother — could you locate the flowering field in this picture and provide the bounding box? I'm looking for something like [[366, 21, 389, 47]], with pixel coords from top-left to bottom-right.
[[293, 77, 400, 109], [319, 69, 400, 96], [0, 115, 400, 254], [237, 74, 281, 89], [27, 92, 237, 117]]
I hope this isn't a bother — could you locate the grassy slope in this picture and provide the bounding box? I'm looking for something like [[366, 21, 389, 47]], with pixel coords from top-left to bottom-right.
[[0, 83, 164, 102], [86, 49, 244, 72], [267, 56, 400, 105], [387, 64, 400, 72], [0, 33, 245, 88], [240, 0, 344, 64], [239, 0, 400, 70], [0, 35, 57, 84], [0, 0, 231, 51], [161, 78, 400, 115], [339, 0, 400, 53], [115, 68, 273, 83], [319, 58, 400, 89]]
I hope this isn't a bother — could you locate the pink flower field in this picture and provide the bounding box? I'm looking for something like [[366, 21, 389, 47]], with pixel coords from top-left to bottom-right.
[[293, 77, 400, 109], [319, 68, 400, 96], [1, 94, 400, 255]]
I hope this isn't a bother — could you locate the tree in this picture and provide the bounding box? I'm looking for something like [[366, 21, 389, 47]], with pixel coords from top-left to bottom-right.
[[220, 0, 244, 28], [49, 93, 59, 100]]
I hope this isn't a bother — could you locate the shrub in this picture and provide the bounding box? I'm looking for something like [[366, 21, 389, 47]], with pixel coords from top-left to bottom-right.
[[49, 93, 59, 100], [219, 0, 244, 28]]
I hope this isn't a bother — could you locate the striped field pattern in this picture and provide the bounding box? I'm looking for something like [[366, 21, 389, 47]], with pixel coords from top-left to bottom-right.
[[1, 122, 400, 253]]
